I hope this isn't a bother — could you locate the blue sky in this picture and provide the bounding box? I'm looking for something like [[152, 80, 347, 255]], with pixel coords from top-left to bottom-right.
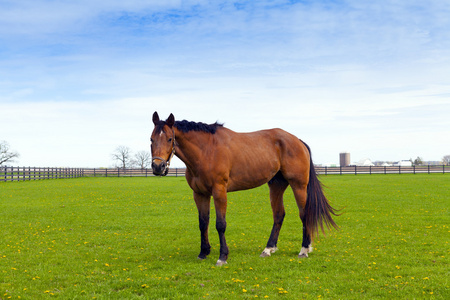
[[1, 0, 449, 167]]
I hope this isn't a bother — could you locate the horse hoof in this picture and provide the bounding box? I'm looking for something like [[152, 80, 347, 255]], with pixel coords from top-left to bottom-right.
[[298, 246, 310, 258], [216, 259, 227, 266], [260, 247, 278, 257], [198, 252, 210, 260]]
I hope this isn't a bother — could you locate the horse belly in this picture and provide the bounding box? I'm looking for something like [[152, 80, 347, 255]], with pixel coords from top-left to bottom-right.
[[227, 157, 279, 192]]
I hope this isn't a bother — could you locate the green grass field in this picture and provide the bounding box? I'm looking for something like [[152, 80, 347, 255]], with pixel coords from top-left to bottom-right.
[[1, 174, 448, 299]]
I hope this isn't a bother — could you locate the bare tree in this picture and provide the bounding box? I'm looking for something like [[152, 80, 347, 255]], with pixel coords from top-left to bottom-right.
[[134, 150, 151, 169], [111, 146, 132, 169], [0, 141, 20, 166], [413, 156, 423, 166], [443, 155, 450, 166]]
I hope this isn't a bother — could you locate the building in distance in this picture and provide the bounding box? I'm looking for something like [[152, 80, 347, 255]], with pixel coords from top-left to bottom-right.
[[339, 152, 350, 167]]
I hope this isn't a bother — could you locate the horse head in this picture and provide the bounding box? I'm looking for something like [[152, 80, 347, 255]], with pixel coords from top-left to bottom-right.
[[150, 112, 176, 176]]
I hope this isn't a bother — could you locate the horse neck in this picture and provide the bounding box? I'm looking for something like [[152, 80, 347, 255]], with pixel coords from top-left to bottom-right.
[[173, 128, 211, 168]]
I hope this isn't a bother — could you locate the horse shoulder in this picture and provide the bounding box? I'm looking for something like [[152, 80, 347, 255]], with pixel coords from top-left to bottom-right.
[[185, 169, 210, 195], [185, 163, 226, 196]]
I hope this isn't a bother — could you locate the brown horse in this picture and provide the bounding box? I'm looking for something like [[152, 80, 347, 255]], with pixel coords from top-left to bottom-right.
[[150, 112, 339, 266]]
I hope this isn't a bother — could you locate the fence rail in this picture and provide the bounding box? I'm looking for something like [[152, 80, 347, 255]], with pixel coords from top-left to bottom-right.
[[0, 167, 186, 182], [1, 167, 84, 182], [82, 168, 186, 177], [315, 165, 450, 175], [1, 165, 449, 182]]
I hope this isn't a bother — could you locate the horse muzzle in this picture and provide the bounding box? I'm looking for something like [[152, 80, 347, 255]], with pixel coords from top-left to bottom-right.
[[152, 157, 169, 176]]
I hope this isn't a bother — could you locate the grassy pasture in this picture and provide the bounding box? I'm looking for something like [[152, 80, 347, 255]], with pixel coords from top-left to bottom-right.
[[0, 174, 448, 299]]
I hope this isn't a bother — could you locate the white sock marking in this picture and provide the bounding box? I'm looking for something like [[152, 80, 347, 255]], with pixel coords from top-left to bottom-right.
[[261, 247, 278, 257]]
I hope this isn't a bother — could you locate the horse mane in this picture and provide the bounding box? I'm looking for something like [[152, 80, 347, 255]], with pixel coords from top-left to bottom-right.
[[175, 120, 223, 134]]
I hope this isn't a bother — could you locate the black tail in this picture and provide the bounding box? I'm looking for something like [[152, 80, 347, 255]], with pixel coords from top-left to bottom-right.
[[302, 142, 340, 237]]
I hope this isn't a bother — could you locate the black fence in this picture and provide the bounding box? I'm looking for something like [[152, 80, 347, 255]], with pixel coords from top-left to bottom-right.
[[1, 165, 448, 182], [1, 167, 84, 182], [0, 166, 186, 182], [315, 165, 450, 175], [82, 168, 186, 177]]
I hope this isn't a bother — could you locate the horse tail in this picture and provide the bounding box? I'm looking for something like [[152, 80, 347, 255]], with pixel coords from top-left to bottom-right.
[[302, 141, 340, 237]]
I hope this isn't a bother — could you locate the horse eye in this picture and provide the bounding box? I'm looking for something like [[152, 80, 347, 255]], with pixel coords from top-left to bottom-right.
[[168, 138, 172, 142], [150, 138, 154, 143]]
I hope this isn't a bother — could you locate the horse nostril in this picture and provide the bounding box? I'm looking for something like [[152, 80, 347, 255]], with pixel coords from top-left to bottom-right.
[[152, 160, 167, 175]]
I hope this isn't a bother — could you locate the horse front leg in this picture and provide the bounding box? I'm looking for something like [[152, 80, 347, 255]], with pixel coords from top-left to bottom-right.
[[194, 192, 211, 260], [213, 186, 229, 266]]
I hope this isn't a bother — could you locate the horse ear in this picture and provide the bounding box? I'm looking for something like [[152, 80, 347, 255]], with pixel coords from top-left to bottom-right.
[[166, 113, 175, 128], [152, 112, 160, 125]]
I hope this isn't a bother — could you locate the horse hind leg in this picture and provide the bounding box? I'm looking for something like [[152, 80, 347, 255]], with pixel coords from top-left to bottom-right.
[[290, 182, 313, 258], [261, 172, 289, 257], [299, 215, 313, 257], [212, 184, 229, 266]]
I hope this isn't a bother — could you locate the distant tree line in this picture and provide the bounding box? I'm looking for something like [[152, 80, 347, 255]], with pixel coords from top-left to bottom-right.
[[410, 156, 450, 166], [111, 146, 151, 169]]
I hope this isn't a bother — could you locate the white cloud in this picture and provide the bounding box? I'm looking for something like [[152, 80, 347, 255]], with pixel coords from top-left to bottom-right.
[[0, 0, 184, 35]]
